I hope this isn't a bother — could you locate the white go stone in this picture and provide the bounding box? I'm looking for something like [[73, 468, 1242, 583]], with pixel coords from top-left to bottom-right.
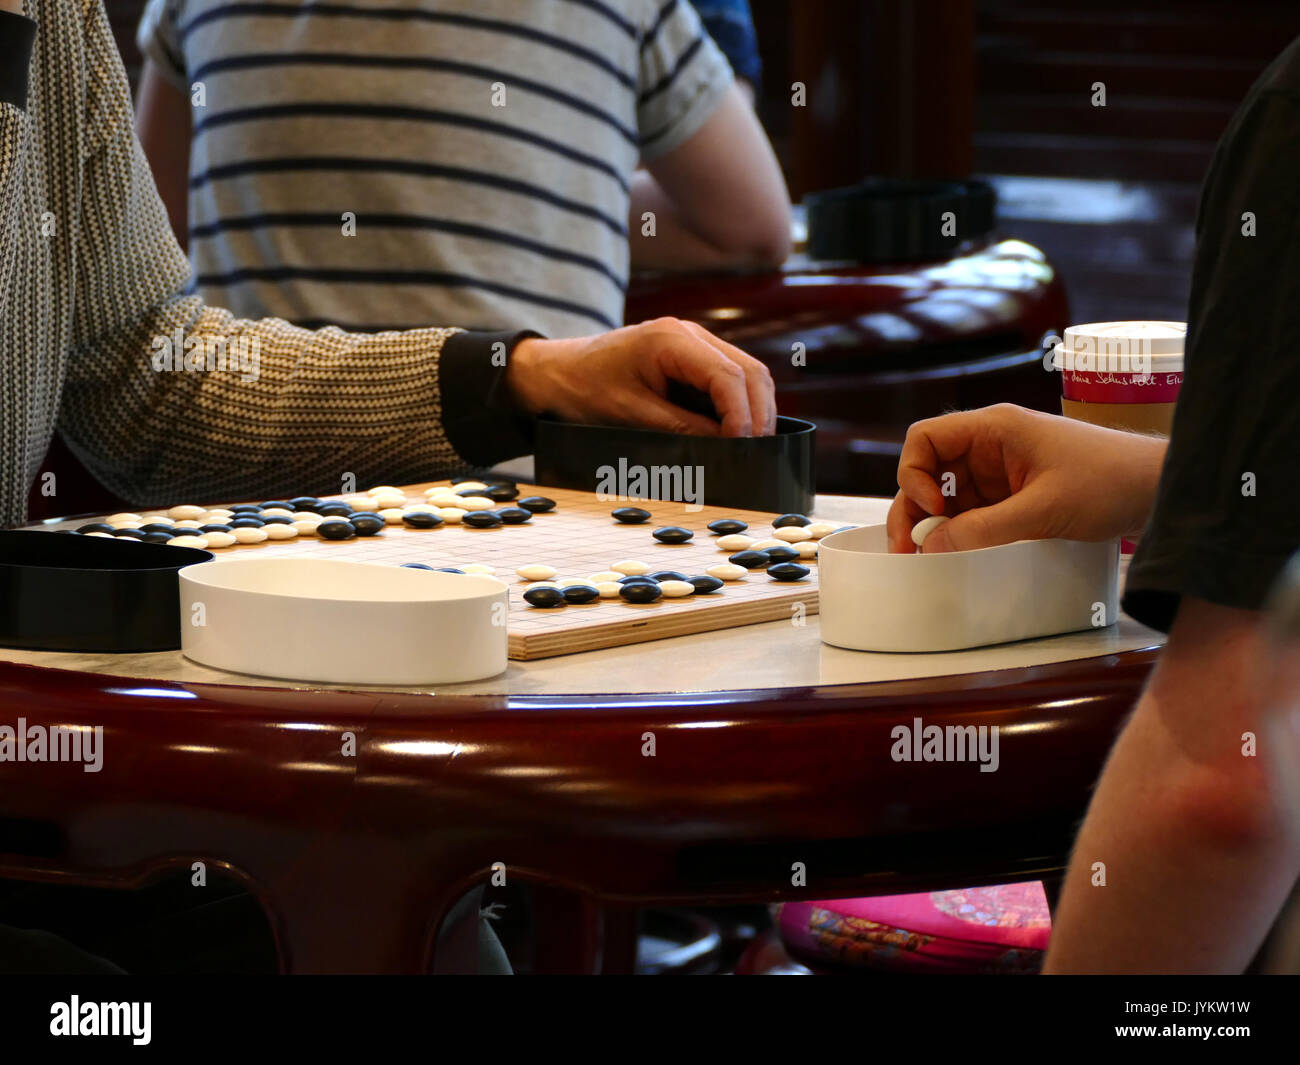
[[715, 534, 753, 551], [168, 504, 206, 520], [367, 485, 402, 496], [261, 507, 294, 519], [106, 512, 141, 523], [596, 581, 623, 599], [371, 493, 408, 509], [748, 538, 783, 550], [774, 526, 813, 543], [462, 563, 496, 575], [457, 496, 496, 511], [170, 534, 207, 548], [794, 541, 819, 559], [911, 514, 951, 547], [265, 523, 299, 540], [201, 532, 236, 549], [611, 559, 651, 576], [517, 564, 558, 581], [293, 520, 320, 536], [658, 580, 695, 598], [437, 508, 467, 524], [402, 503, 438, 515], [587, 571, 624, 583], [343, 496, 375, 510], [804, 522, 841, 539], [525, 581, 560, 591], [454, 481, 488, 492], [379, 508, 405, 524], [109, 519, 143, 530], [84, 531, 113, 538], [232, 527, 268, 544], [706, 563, 748, 581], [175, 519, 205, 528]]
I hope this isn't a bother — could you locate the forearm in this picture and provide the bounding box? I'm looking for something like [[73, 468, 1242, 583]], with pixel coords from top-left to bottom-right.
[[1044, 599, 1300, 972], [629, 170, 775, 271]]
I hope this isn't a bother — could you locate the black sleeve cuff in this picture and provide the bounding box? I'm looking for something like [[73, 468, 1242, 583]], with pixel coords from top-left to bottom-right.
[[0, 12, 36, 109], [439, 329, 543, 468]]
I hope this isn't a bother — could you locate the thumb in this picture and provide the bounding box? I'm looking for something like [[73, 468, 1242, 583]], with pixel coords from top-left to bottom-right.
[[921, 491, 1047, 553]]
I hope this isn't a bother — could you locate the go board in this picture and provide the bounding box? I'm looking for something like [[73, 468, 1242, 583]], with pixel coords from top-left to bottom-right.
[[52, 483, 843, 661]]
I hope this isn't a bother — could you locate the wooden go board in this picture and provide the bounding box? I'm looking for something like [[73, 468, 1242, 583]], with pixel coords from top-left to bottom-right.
[[54, 483, 835, 661]]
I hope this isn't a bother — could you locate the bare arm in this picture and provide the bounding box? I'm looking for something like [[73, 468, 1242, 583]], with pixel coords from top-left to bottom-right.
[[134, 57, 191, 251], [631, 83, 790, 272], [1043, 597, 1300, 972]]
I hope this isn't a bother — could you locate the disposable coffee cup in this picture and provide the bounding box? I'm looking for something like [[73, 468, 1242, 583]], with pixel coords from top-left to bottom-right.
[[1050, 321, 1185, 435]]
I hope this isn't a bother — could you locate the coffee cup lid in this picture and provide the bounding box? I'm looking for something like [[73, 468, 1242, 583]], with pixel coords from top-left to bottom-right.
[[1053, 320, 1185, 373]]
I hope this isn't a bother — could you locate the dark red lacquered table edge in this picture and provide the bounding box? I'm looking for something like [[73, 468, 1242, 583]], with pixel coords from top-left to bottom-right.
[[0, 646, 1159, 972]]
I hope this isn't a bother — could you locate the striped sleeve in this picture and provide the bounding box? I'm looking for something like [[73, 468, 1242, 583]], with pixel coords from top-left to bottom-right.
[[136, 0, 188, 90], [58, 0, 490, 504], [637, 0, 734, 159]]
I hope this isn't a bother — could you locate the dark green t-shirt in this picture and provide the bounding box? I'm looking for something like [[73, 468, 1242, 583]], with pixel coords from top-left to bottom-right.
[[1123, 37, 1300, 632]]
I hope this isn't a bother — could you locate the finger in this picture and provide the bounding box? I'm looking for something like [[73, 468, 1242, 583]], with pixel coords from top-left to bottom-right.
[[886, 489, 932, 553], [649, 331, 754, 437], [681, 322, 777, 436], [920, 489, 1048, 554], [614, 388, 725, 437], [896, 410, 1003, 515]]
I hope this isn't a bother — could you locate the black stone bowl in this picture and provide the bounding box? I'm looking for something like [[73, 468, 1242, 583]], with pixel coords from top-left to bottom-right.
[[534, 415, 816, 514], [0, 530, 213, 652]]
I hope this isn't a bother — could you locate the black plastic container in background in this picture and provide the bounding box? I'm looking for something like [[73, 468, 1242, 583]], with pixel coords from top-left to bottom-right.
[[0, 530, 214, 653], [534, 416, 816, 514]]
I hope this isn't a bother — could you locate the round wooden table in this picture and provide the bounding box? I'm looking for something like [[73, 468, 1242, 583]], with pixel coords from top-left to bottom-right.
[[0, 497, 1163, 972]]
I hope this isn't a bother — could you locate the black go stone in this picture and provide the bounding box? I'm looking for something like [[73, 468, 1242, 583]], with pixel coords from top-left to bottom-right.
[[229, 517, 266, 529], [434, 567, 465, 574], [707, 519, 748, 536], [112, 528, 146, 539], [648, 570, 688, 582], [462, 511, 502, 529], [229, 504, 263, 514], [773, 513, 811, 528], [652, 526, 693, 544], [768, 562, 811, 582], [485, 483, 519, 503], [496, 507, 532, 525], [687, 575, 725, 594], [518, 496, 555, 513], [317, 520, 356, 541], [523, 586, 566, 609], [200, 523, 233, 534], [617, 575, 659, 586], [77, 522, 115, 535], [402, 511, 444, 529], [260, 515, 294, 525], [612, 507, 651, 524], [401, 562, 434, 570], [349, 513, 385, 536], [289, 496, 323, 511], [260, 501, 293, 512], [143, 532, 175, 545], [139, 522, 177, 535], [619, 582, 662, 604], [317, 503, 354, 518], [562, 584, 601, 604], [763, 545, 801, 564], [728, 550, 770, 569]]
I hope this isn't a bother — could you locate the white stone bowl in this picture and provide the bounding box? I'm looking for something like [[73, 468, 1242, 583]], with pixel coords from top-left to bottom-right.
[[178, 558, 508, 685], [818, 524, 1120, 653]]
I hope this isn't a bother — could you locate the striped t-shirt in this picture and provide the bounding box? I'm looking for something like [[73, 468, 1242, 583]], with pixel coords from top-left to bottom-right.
[[137, 0, 734, 337]]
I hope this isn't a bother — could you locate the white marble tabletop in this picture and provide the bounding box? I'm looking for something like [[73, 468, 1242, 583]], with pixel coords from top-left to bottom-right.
[[3, 496, 1165, 697]]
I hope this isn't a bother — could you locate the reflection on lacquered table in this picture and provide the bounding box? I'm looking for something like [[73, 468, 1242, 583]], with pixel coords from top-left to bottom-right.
[[0, 496, 1163, 973]]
